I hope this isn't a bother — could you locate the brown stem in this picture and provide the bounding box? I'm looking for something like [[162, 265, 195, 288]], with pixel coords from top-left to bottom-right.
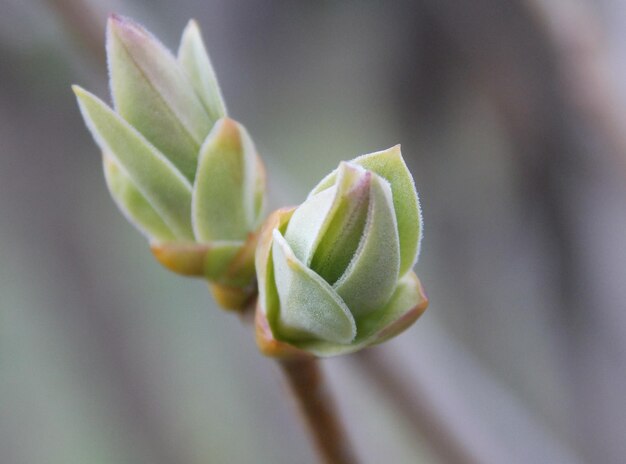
[[354, 349, 482, 464], [279, 357, 358, 464]]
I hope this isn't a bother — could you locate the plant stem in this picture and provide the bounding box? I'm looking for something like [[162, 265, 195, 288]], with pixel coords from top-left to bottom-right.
[[279, 357, 358, 464]]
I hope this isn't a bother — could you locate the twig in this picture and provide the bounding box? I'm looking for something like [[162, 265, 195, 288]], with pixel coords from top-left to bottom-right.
[[240, 300, 357, 463], [279, 357, 359, 464]]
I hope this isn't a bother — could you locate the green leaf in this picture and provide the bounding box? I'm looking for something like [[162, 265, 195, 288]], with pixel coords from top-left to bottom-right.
[[74, 86, 194, 240], [253, 154, 266, 226], [178, 20, 227, 123], [102, 154, 176, 242], [283, 187, 336, 264], [202, 240, 247, 286], [310, 145, 422, 276], [192, 118, 260, 242], [107, 14, 212, 181], [357, 271, 427, 344], [255, 208, 294, 328], [272, 230, 356, 344], [284, 162, 370, 283], [309, 163, 371, 284], [334, 173, 400, 316], [293, 271, 427, 357]]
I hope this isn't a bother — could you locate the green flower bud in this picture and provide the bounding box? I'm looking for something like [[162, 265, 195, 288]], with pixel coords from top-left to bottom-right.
[[255, 146, 428, 357], [73, 16, 266, 309]]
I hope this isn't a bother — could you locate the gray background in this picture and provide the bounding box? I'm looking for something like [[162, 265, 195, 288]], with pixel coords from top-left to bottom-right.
[[2, 1, 626, 463]]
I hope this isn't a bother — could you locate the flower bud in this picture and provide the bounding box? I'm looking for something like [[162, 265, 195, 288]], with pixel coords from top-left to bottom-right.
[[73, 16, 266, 309], [256, 146, 427, 357]]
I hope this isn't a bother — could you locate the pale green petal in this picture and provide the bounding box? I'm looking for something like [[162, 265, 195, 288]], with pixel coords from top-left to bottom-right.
[[310, 145, 422, 276], [283, 187, 336, 264], [272, 230, 356, 344], [178, 20, 227, 122], [192, 118, 259, 242], [309, 163, 371, 284], [255, 208, 294, 327], [262, 243, 280, 327], [284, 163, 370, 280], [102, 154, 176, 241], [357, 271, 427, 344], [294, 272, 427, 357], [334, 173, 400, 316], [74, 86, 194, 240], [107, 15, 211, 180]]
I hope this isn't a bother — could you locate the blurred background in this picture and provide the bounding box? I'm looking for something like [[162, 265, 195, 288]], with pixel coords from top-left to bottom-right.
[[2, 1, 626, 463]]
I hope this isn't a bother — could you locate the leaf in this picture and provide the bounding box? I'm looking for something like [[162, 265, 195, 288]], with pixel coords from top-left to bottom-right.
[[74, 86, 194, 240], [309, 163, 371, 284], [255, 208, 295, 328], [283, 187, 336, 264], [203, 240, 250, 286], [310, 145, 422, 276], [253, 153, 267, 226], [178, 19, 227, 123], [284, 162, 370, 283], [102, 154, 176, 242], [358, 271, 428, 344], [334, 173, 400, 316], [107, 14, 211, 181], [192, 118, 259, 242], [272, 230, 356, 344], [294, 272, 428, 357]]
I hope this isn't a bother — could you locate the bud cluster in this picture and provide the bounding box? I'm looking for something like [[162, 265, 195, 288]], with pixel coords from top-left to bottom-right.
[[74, 16, 265, 309], [255, 147, 427, 357], [74, 15, 427, 356]]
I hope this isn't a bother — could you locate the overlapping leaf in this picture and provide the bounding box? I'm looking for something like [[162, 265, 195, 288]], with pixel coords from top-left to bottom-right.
[[178, 20, 227, 123], [107, 15, 212, 181], [311, 145, 422, 276], [74, 86, 194, 240], [192, 118, 262, 242], [272, 230, 356, 344]]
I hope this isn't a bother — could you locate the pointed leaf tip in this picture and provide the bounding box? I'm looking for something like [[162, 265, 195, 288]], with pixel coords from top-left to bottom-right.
[[107, 14, 147, 46], [212, 117, 241, 149], [108, 13, 123, 24], [107, 14, 212, 181], [183, 19, 200, 35], [178, 19, 227, 121]]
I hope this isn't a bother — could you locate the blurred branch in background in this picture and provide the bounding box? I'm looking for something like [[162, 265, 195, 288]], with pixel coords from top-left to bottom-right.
[[527, 0, 626, 174], [398, 1, 626, 462], [355, 348, 483, 464], [46, 0, 106, 68]]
